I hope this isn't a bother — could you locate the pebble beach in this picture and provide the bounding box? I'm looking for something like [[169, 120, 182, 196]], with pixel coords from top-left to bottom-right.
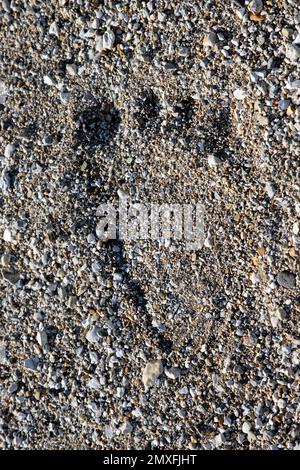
[[0, 0, 300, 450]]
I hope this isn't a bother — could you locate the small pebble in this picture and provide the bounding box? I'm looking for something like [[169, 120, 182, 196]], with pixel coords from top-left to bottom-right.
[[164, 367, 181, 380], [277, 271, 296, 289], [120, 421, 133, 434], [3, 229, 12, 242], [102, 30, 115, 50], [233, 88, 248, 100], [203, 31, 218, 47], [142, 360, 163, 387], [85, 325, 102, 344], [4, 143, 15, 158], [207, 154, 222, 167], [23, 357, 39, 371], [242, 421, 252, 434], [285, 43, 300, 62]]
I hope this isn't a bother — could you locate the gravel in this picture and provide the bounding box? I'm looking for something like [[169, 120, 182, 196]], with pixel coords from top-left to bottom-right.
[[0, 0, 299, 452]]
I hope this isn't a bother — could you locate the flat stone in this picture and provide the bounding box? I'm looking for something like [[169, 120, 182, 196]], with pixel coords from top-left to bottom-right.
[[270, 315, 279, 328], [215, 433, 226, 447], [4, 143, 15, 158], [265, 182, 275, 198], [7, 383, 18, 394], [207, 154, 222, 167], [1, 253, 11, 267], [24, 356, 39, 371], [3, 228, 12, 242], [85, 325, 102, 344], [0, 171, 11, 193], [120, 420, 133, 434], [42, 135, 53, 146], [248, 0, 263, 13], [87, 377, 101, 390], [49, 21, 60, 36], [242, 421, 252, 434], [43, 75, 56, 86], [36, 330, 48, 348], [277, 271, 296, 289], [2, 269, 20, 285], [67, 296, 77, 308], [285, 43, 300, 62], [164, 367, 181, 380], [233, 88, 248, 100], [102, 30, 115, 50], [203, 31, 218, 47], [66, 64, 78, 76], [142, 360, 163, 387]]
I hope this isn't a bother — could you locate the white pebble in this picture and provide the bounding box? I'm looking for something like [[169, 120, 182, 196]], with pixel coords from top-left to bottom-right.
[[102, 30, 115, 50], [233, 88, 248, 100], [265, 182, 275, 198], [85, 325, 101, 344], [43, 75, 56, 86], [242, 421, 251, 434], [3, 229, 12, 242], [142, 360, 163, 387], [164, 367, 181, 380], [49, 21, 60, 36], [36, 330, 48, 348], [285, 43, 300, 62], [87, 377, 101, 390], [207, 154, 222, 167], [4, 143, 15, 158], [66, 64, 78, 76]]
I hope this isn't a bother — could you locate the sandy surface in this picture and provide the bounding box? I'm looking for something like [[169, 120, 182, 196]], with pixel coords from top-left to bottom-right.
[[0, 0, 300, 450]]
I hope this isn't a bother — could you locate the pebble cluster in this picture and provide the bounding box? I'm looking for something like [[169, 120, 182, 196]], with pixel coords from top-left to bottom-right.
[[0, 0, 300, 450]]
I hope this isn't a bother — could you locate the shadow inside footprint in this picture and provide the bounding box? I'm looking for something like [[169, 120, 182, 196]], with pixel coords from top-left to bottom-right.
[[73, 102, 120, 151], [133, 89, 161, 132]]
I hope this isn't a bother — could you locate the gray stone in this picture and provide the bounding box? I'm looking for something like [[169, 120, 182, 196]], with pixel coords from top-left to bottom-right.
[[277, 271, 296, 289], [2, 269, 20, 285], [36, 330, 48, 348], [4, 143, 15, 158], [66, 64, 77, 76], [207, 154, 222, 167], [24, 357, 39, 371], [242, 421, 251, 434], [0, 171, 11, 193], [87, 377, 101, 390], [7, 383, 18, 394], [203, 31, 218, 47], [102, 30, 115, 50], [85, 325, 102, 344], [265, 182, 276, 198], [248, 0, 263, 13], [164, 367, 181, 380], [120, 420, 133, 434]]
